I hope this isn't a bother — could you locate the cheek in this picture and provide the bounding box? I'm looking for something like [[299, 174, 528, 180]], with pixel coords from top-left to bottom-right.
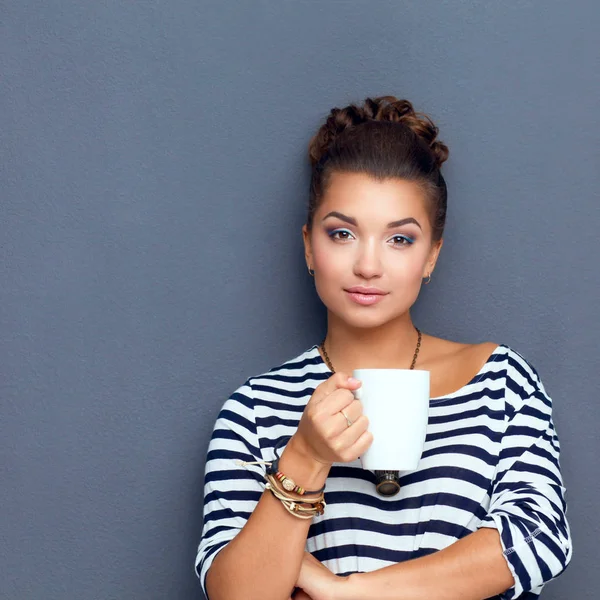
[[312, 237, 344, 272], [386, 249, 429, 280], [408, 253, 429, 278]]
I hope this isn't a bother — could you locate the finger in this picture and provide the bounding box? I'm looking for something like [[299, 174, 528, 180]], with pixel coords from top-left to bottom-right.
[[335, 415, 372, 454], [322, 386, 363, 417], [311, 372, 361, 405], [344, 426, 374, 457], [340, 398, 364, 423], [326, 398, 365, 438]]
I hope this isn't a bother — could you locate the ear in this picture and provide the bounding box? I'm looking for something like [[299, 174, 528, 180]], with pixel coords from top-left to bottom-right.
[[302, 224, 313, 269], [423, 238, 443, 277]]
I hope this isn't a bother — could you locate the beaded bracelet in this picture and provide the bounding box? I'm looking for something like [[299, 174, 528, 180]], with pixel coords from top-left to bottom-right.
[[236, 436, 328, 518], [267, 436, 326, 496], [265, 476, 326, 519], [264, 473, 325, 505], [236, 435, 327, 497]]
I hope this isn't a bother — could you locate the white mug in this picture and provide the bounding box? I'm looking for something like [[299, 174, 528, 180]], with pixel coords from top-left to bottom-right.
[[352, 368, 430, 471]]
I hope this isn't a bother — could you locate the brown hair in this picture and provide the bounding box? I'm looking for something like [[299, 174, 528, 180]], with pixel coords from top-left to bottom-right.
[[307, 96, 449, 242]]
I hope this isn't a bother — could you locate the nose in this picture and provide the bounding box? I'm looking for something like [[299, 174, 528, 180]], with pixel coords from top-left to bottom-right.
[[353, 238, 383, 280]]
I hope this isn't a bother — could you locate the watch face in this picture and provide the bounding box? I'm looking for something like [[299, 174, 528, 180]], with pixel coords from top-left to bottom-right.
[[283, 479, 295, 491]]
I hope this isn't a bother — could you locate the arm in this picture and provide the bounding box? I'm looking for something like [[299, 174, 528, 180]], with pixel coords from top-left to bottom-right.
[[206, 435, 329, 600], [196, 373, 370, 600], [344, 528, 513, 600], [195, 381, 330, 600], [343, 354, 573, 600], [476, 386, 573, 598]]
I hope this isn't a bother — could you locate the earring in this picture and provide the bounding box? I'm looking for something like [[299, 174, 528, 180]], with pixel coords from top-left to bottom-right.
[[424, 273, 432, 285], [308, 266, 315, 277]]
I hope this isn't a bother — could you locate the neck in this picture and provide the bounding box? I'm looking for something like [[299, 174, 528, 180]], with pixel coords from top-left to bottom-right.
[[322, 312, 421, 373]]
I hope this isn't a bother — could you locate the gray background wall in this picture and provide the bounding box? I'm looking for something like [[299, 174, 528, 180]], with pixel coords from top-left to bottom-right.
[[1, 1, 598, 598]]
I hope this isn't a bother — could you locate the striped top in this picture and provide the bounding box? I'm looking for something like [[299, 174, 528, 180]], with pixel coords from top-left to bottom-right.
[[195, 343, 572, 599]]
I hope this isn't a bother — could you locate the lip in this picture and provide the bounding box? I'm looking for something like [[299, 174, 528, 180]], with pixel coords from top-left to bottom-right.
[[345, 288, 388, 306], [345, 286, 387, 295]]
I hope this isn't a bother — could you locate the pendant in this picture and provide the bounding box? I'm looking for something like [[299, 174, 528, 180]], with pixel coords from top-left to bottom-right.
[[374, 470, 401, 496]]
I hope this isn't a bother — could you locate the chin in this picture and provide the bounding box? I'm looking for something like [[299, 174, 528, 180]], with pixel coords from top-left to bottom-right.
[[331, 306, 395, 330]]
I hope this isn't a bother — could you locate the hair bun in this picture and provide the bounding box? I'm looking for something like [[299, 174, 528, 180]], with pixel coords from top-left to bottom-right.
[[308, 95, 449, 169]]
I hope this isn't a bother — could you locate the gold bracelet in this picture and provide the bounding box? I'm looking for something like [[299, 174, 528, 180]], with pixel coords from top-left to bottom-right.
[[265, 476, 326, 516], [265, 474, 324, 504], [236, 436, 327, 497], [266, 483, 326, 519], [235, 441, 328, 519], [266, 481, 325, 508]]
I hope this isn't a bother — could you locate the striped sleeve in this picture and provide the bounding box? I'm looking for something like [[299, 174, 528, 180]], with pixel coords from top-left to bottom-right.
[[194, 380, 265, 599], [479, 350, 573, 598]]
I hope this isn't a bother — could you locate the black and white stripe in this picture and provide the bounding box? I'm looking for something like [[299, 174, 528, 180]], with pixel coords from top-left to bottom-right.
[[195, 344, 572, 599]]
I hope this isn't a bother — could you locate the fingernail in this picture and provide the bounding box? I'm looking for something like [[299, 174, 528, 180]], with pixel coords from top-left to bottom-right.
[[347, 377, 360, 384]]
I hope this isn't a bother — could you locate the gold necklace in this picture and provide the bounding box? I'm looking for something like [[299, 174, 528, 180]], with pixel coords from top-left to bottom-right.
[[319, 327, 422, 373]]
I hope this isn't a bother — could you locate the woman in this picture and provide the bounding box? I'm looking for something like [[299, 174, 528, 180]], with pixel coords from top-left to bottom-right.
[[195, 96, 572, 600]]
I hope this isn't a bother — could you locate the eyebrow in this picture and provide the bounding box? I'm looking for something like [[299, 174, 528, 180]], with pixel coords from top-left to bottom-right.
[[322, 211, 422, 230]]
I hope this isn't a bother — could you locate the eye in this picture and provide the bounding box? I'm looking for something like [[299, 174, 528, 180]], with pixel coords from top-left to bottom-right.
[[389, 234, 415, 247], [328, 228, 355, 242]]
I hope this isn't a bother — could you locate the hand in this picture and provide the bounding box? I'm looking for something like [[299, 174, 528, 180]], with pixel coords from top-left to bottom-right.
[[294, 551, 351, 600], [293, 372, 373, 467]]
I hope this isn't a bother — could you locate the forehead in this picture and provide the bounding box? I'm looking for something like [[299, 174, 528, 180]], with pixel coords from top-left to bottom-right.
[[319, 172, 430, 221]]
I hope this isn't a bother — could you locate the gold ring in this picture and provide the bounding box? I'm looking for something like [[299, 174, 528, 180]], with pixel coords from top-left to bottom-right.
[[340, 409, 352, 427]]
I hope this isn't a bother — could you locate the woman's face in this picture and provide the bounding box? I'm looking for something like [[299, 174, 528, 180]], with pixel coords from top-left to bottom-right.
[[302, 171, 442, 329]]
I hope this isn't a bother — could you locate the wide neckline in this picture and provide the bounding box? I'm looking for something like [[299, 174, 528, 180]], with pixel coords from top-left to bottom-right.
[[309, 343, 506, 403]]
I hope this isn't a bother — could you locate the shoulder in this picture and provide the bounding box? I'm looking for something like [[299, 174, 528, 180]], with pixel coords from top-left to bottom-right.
[[421, 336, 548, 399], [223, 344, 326, 408], [211, 345, 326, 451], [216, 345, 325, 429], [246, 343, 326, 386], [420, 336, 503, 397], [422, 335, 541, 380], [499, 346, 554, 423], [460, 341, 553, 417], [420, 335, 499, 365]]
